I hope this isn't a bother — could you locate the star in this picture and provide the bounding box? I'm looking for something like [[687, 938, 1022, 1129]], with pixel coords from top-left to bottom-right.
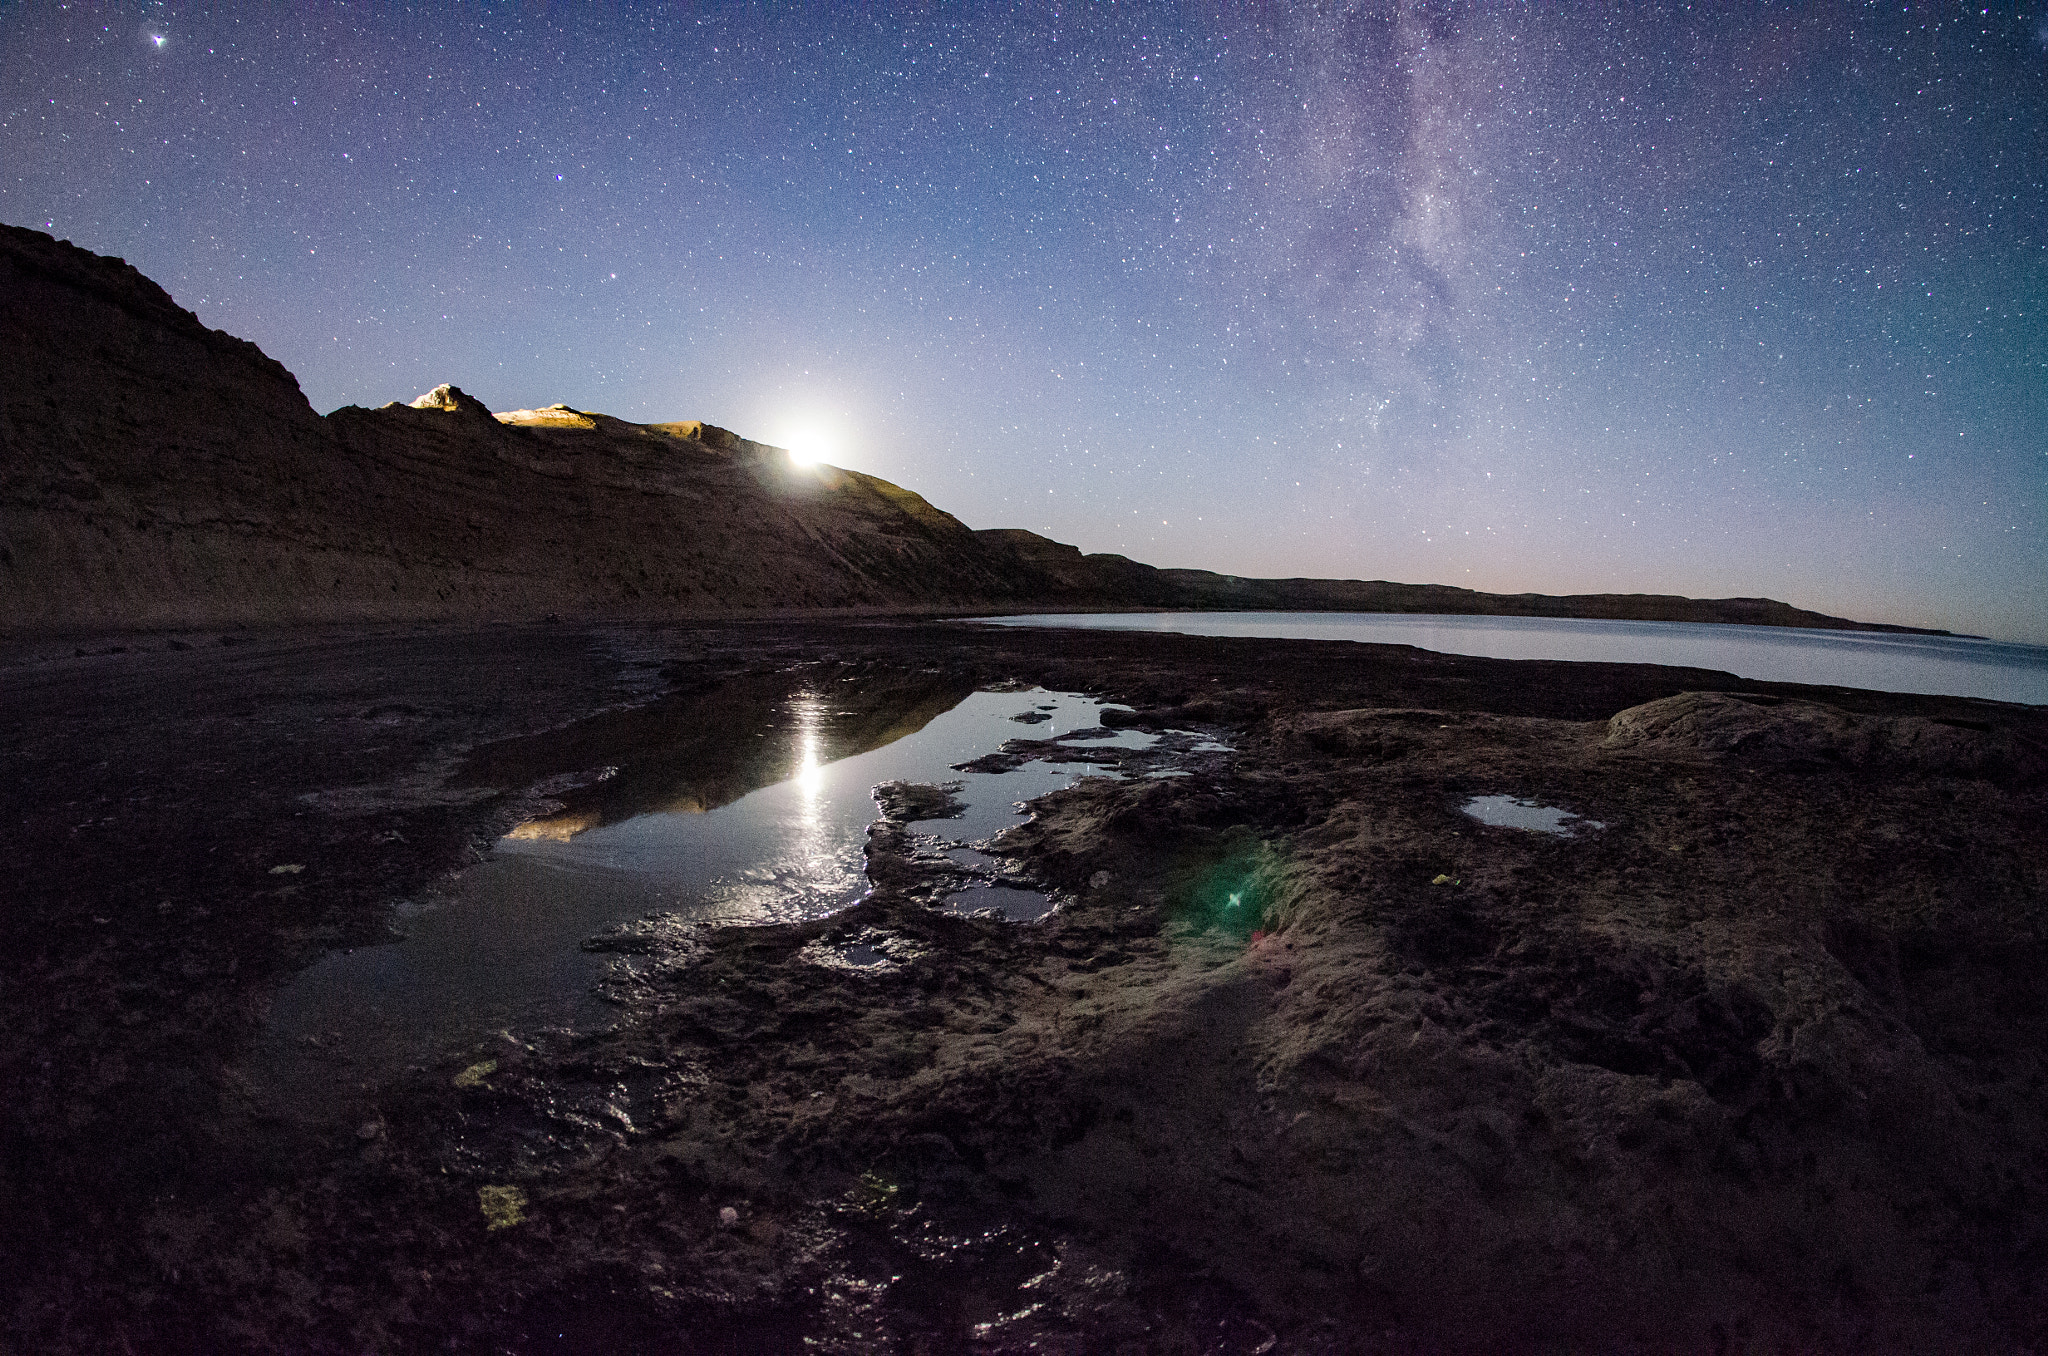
[[149, 33, 165, 48]]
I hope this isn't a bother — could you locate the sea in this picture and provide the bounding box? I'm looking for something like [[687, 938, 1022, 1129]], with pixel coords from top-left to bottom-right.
[[973, 612, 2048, 707]]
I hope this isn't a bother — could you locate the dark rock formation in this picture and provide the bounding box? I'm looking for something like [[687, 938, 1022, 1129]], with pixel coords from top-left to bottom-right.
[[1601, 690, 2046, 783], [0, 224, 1050, 630], [2, 618, 2043, 1350]]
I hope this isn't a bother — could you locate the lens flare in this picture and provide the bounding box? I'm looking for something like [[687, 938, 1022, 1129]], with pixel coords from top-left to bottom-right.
[[1177, 840, 1290, 942]]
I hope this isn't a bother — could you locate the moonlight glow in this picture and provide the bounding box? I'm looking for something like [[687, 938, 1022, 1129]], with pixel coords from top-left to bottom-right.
[[775, 423, 840, 470]]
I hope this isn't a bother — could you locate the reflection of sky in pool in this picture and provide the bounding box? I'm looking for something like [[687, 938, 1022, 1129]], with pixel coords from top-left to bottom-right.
[[254, 687, 1159, 1118], [940, 884, 1054, 922], [1463, 795, 1603, 836]]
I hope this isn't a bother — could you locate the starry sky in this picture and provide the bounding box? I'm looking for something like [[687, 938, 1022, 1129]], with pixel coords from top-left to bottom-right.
[[3, 4, 2044, 640]]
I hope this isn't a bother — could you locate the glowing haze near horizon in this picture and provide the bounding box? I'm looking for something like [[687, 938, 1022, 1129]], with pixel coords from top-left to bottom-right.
[[2, 4, 2043, 640]]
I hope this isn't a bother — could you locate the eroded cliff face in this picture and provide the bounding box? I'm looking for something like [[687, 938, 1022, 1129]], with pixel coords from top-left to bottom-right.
[[0, 224, 364, 629], [0, 225, 1043, 631]]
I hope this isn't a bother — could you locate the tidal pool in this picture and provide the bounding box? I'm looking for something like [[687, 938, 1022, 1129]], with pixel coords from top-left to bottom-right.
[[940, 884, 1055, 921], [254, 675, 1216, 1118], [1463, 795, 1603, 836]]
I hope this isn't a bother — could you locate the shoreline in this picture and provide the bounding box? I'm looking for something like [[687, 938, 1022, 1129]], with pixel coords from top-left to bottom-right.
[[0, 595, 1974, 650]]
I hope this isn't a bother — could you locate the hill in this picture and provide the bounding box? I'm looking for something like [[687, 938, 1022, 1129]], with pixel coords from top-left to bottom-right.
[[975, 529, 1948, 634]]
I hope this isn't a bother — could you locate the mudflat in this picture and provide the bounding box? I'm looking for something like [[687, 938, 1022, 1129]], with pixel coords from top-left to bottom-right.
[[3, 619, 2044, 1352]]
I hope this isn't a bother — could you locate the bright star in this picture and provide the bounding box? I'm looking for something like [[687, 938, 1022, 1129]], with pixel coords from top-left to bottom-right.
[[150, 33, 166, 48]]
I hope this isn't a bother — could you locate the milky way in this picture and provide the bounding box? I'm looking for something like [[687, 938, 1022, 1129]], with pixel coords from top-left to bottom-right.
[[2, 5, 2042, 638]]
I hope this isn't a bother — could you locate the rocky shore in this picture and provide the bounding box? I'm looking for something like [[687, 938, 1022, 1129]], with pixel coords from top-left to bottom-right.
[[3, 618, 2042, 1352]]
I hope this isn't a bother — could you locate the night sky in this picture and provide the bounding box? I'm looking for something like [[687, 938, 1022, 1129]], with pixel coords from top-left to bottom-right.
[[3, 4, 2043, 640]]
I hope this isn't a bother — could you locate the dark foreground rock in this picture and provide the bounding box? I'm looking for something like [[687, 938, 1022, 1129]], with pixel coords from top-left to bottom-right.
[[1, 619, 2042, 1352]]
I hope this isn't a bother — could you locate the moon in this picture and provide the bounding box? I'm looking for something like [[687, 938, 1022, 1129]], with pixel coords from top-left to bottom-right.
[[778, 423, 840, 468]]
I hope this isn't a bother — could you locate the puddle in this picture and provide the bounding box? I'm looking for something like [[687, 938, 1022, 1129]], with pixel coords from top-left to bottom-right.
[[798, 928, 926, 974], [940, 885, 1055, 922], [255, 678, 1221, 1119], [1462, 795, 1604, 836]]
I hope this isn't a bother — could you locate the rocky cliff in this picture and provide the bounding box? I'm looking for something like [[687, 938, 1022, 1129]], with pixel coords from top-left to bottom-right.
[[0, 224, 1050, 630]]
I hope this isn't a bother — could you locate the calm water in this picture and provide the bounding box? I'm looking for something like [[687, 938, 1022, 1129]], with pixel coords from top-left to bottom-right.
[[254, 685, 1185, 1117], [978, 612, 2048, 706], [1463, 795, 1604, 837]]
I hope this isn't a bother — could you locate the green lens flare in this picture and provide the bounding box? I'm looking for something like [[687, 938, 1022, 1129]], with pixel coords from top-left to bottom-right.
[[1177, 841, 1288, 941]]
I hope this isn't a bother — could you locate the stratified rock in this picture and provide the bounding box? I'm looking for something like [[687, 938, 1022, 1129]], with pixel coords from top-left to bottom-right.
[[0, 224, 1057, 630]]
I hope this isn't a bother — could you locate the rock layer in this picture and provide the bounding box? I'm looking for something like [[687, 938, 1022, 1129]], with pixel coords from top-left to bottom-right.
[[0, 225, 1048, 630]]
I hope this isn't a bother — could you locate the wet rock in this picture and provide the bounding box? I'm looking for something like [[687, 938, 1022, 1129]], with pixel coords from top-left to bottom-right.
[[951, 737, 1125, 776], [580, 913, 705, 958], [950, 748, 1027, 773], [797, 928, 927, 974], [873, 780, 966, 823]]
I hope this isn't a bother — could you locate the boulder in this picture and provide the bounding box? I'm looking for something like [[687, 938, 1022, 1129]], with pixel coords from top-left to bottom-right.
[[1602, 691, 2046, 783]]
